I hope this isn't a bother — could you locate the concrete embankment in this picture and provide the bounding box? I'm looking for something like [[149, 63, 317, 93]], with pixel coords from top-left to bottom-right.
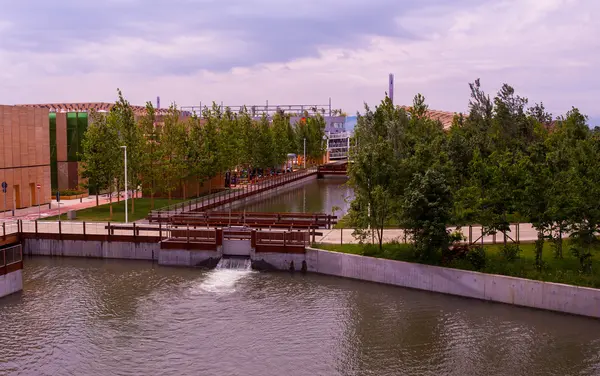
[[20, 236, 600, 319], [0, 270, 22, 298], [304, 248, 600, 319]]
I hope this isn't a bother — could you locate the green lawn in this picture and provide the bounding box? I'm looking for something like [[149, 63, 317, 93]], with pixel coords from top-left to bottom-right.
[[42, 198, 185, 222], [316, 241, 600, 289]]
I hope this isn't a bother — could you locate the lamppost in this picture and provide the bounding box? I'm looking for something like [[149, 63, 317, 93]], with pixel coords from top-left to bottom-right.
[[303, 138, 306, 169], [322, 134, 328, 163], [37, 184, 41, 219], [121, 146, 128, 223]]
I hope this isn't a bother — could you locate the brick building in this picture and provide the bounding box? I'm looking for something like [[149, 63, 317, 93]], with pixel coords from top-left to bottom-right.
[[0, 105, 51, 211]]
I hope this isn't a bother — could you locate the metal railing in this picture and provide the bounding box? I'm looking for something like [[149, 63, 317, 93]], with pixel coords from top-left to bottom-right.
[[150, 167, 318, 218], [1, 244, 22, 268]]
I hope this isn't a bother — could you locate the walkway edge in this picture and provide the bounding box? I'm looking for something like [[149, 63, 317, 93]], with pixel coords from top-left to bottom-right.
[[305, 247, 600, 319]]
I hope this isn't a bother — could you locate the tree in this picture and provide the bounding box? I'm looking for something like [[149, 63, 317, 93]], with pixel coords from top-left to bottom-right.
[[113, 89, 143, 214], [158, 105, 187, 202], [80, 110, 120, 209], [402, 168, 453, 261], [138, 103, 162, 209]]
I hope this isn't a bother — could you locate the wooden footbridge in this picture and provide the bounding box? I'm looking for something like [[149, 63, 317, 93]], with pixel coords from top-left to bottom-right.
[[148, 211, 338, 230]]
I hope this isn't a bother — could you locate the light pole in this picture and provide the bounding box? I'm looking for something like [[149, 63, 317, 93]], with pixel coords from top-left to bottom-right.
[[303, 138, 306, 169], [322, 134, 328, 163], [37, 184, 41, 219], [121, 146, 128, 223]]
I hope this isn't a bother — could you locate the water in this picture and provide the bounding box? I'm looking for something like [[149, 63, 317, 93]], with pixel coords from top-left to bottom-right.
[[237, 177, 353, 215], [216, 257, 252, 270], [1, 257, 600, 376]]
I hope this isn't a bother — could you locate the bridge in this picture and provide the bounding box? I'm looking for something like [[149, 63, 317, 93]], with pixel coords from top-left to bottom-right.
[[317, 161, 348, 178]]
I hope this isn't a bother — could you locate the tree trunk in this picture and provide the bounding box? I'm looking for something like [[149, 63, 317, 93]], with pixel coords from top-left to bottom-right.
[[168, 191, 172, 204], [151, 192, 155, 210], [131, 190, 135, 214], [96, 193, 99, 207], [109, 193, 113, 219]]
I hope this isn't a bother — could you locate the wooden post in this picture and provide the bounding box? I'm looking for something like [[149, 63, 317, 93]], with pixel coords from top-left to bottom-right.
[[341, 226, 343, 245], [469, 225, 472, 245], [107, 221, 111, 236], [83, 222, 86, 236], [159, 222, 162, 240], [312, 227, 316, 244], [133, 222, 137, 237], [2, 222, 5, 237], [58, 220, 62, 237], [283, 232, 286, 248], [187, 224, 190, 244], [35, 220, 38, 234]]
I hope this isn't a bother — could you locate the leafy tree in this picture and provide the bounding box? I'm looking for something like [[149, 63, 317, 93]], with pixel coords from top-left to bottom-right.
[[402, 168, 453, 261], [80, 110, 120, 209]]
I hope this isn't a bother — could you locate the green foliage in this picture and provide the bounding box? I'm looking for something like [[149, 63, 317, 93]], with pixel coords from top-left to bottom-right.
[[348, 79, 600, 275], [466, 246, 487, 270], [80, 91, 328, 214], [501, 244, 522, 262]]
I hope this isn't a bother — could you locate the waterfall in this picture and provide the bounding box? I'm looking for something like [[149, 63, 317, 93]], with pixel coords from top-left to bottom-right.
[[216, 257, 252, 270]]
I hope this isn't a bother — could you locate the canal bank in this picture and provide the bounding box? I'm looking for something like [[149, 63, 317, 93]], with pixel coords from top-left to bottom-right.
[[16, 231, 600, 319]]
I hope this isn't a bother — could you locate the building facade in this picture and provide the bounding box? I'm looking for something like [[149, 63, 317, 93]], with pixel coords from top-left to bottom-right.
[[0, 105, 51, 211]]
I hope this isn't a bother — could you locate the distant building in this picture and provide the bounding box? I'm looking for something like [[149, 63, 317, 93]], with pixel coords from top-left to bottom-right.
[[0, 105, 51, 211], [19, 102, 184, 191]]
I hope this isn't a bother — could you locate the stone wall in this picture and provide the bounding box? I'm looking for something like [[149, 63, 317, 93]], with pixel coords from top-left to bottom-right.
[[0, 270, 23, 298], [305, 248, 600, 319]]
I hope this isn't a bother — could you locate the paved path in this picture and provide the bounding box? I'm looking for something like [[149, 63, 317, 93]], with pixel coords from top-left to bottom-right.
[[315, 223, 540, 244], [0, 193, 137, 222]]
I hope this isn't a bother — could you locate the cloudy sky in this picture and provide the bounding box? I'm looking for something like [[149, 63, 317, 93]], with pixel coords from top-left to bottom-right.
[[1, 0, 599, 122]]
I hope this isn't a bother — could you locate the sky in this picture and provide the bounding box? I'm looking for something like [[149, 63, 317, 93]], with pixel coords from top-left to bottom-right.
[[1, 0, 599, 123]]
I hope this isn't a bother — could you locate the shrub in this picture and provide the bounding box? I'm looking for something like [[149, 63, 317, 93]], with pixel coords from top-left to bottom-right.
[[466, 246, 486, 270], [442, 245, 470, 265], [501, 244, 522, 262]]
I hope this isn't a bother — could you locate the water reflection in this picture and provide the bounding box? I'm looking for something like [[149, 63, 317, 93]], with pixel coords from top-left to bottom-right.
[[237, 177, 353, 215], [1, 258, 600, 376]]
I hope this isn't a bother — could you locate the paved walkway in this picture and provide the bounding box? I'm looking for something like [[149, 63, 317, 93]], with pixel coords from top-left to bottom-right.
[[0, 193, 138, 222], [315, 223, 540, 244]]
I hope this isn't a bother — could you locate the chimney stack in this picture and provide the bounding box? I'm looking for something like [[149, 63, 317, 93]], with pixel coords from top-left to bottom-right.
[[388, 73, 394, 104]]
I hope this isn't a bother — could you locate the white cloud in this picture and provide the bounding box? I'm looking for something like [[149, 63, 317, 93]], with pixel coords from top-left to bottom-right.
[[1, 0, 599, 120]]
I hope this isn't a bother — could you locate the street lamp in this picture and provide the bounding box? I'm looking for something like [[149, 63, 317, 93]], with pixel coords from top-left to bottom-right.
[[121, 146, 128, 223], [303, 138, 306, 169]]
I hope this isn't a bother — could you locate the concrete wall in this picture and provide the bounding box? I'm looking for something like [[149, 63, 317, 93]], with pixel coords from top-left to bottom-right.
[[306, 248, 600, 319], [0, 270, 23, 298], [158, 249, 221, 267], [252, 252, 306, 271], [23, 238, 160, 261]]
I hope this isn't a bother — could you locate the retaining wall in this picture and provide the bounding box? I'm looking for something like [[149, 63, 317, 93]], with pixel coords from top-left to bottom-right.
[[23, 238, 161, 261], [158, 249, 221, 267], [252, 252, 307, 271], [0, 270, 23, 298], [305, 248, 600, 319]]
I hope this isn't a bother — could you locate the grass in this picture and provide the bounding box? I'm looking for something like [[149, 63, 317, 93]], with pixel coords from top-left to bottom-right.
[[316, 241, 600, 289], [41, 198, 185, 222]]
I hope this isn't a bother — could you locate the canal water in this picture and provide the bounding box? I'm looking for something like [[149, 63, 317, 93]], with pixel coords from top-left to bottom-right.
[[1, 257, 600, 376], [237, 177, 353, 215]]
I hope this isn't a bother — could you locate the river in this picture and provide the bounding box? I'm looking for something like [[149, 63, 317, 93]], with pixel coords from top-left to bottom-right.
[[1, 257, 599, 376], [236, 177, 353, 215]]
